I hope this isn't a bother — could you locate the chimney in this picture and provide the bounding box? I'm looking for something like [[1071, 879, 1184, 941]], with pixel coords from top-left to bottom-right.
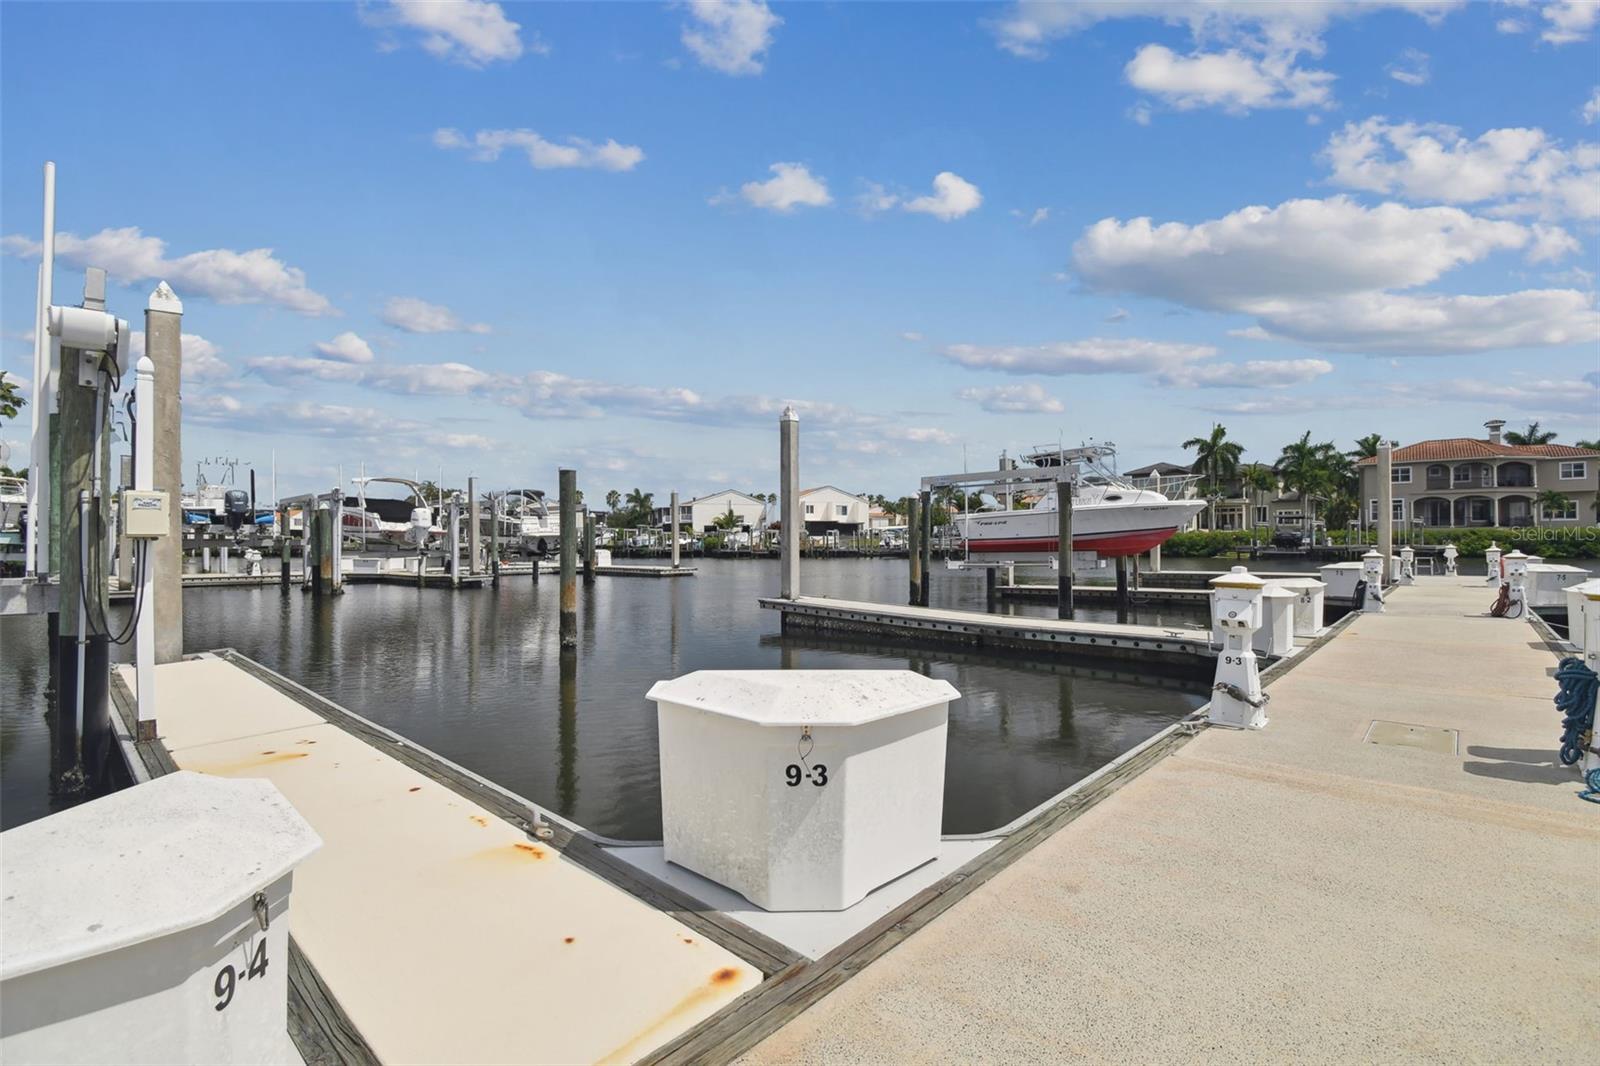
[[1484, 419, 1505, 445]]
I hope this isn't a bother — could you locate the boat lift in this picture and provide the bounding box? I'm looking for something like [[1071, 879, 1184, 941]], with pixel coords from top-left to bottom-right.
[[915, 449, 1091, 619]]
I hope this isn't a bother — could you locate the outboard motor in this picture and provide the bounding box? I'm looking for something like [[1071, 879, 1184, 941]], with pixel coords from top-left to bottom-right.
[[406, 506, 433, 549], [223, 489, 251, 534]]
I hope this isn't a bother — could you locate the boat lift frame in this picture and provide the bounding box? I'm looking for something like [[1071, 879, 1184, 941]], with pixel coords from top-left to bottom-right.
[[917, 457, 1083, 620]]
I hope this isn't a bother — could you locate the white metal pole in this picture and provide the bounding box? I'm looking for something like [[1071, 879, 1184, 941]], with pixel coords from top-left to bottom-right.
[[134, 358, 156, 734], [26, 163, 56, 575]]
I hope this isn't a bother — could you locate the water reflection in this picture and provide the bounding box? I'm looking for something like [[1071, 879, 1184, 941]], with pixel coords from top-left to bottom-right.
[[3, 558, 1209, 837]]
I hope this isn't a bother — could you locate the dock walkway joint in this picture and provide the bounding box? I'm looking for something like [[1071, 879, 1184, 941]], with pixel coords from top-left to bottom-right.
[[741, 577, 1600, 1063]]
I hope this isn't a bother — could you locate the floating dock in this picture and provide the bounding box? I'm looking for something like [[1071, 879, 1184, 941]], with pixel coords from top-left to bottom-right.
[[735, 576, 1600, 1062], [759, 594, 1219, 672], [109, 654, 761, 1064]]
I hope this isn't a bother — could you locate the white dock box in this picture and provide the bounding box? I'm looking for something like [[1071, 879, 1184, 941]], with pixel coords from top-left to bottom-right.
[[1567, 579, 1600, 654], [1318, 561, 1365, 602], [1268, 577, 1326, 637], [649, 670, 959, 912], [1526, 563, 1589, 609], [0, 772, 321, 1064]]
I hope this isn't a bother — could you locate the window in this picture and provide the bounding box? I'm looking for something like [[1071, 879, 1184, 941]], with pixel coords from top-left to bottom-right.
[[804, 504, 815, 515], [1427, 464, 1448, 479], [836, 504, 848, 517], [1254, 506, 1268, 525], [1367, 499, 1405, 521], [1453, 465, 1472, 484], [1559, 461, 1588, 480], [1547, 499, 1579, 521], [1276, 510, 1302, 526], [1391, 466, 1412, 483]]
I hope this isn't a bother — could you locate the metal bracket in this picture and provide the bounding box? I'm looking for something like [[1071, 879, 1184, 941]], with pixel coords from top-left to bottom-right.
[[77, 350, 99, 388]]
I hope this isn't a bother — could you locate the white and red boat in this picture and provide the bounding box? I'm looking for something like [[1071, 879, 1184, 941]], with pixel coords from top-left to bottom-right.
[[959, 445, 1206, 561]]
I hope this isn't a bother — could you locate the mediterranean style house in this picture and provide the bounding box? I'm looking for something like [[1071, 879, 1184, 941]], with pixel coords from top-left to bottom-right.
[[1356, 420, 1599, 528]]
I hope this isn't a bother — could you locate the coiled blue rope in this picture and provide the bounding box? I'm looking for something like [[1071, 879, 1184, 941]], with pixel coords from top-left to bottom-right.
[[1553, 656, 1597, 768], [1582, 767, 1600, 805]]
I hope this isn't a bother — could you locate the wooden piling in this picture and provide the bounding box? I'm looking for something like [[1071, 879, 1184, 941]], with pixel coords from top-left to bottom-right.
[[918, 490, 932, 607], [670, 491, 680, 569], [489, 493, 500, 588], [1056, 477, 1073, 620], [985, 565, 997, 610], [907, 497, 922, 607], [582, 510, 595, 586], [1115, 555, 1129, 624], [467, 476, 479, 576], [779, 409, 800, 600], [279, 507, 290, 594], [559, 469, 577, 649]]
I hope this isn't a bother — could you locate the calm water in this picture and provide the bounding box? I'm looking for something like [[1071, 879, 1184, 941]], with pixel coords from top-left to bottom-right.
[[4, 556, 1237, 836]]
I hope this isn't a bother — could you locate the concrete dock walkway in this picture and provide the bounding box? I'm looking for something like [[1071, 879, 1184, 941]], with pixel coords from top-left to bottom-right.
[[741, 576, 1600, 1062], [119, 656, 760, 1065]]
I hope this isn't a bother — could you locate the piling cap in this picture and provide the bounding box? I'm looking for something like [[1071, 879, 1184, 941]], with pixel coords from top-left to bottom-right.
[[647, 669, 958, 727], [1210, 564, 1266, 590], [1362, 548, 1383, 560], [780, 405, 798, 423], [1503, 549, 1528, 560], [1486, 541, 1500, 551]]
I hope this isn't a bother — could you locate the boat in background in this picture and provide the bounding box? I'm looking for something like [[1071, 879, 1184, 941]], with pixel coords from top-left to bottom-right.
[[960, 444, 1206, 561], [345, 476, 441, 549], [481, 489, 560, 556]]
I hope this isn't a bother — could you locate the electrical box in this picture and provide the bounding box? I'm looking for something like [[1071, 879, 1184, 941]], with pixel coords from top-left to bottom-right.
[[122, 491, 170, 538]]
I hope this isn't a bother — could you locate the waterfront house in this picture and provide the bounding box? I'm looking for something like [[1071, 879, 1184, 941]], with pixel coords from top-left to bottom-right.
[[666, 490, 768, 533], [1355, 419, 1600, 528], [798, 486, 871, 535]]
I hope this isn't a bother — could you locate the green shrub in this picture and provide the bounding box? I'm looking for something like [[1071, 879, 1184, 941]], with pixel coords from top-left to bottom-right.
[[1331, 526, 1598, 558], [1162, 530, 1256, 556]]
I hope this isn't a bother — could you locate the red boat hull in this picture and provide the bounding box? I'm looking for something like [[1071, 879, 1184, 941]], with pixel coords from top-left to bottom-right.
[[965, 525, 1179, 559]]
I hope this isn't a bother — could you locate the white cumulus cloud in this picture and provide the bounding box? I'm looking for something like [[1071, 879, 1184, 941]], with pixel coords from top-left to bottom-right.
[[1125, 44, 1334, 112], [719, 162, 832, 213], [903, 172, 983, 221], [1581, 86, 1600, 124], [433, 127, 644, 171], [314, 331, 375, 364], [1321, 117, 1600, 221], [943, 337, 1218, 375], [380, 297, 491, 335], [680, 0, 781, 75], [958, 383, 1065, 414], [1, 227, 334, 316], [1072, 196, 1595, 355], [362, 0, 535, 67], [1156, 358, 1333, 388]]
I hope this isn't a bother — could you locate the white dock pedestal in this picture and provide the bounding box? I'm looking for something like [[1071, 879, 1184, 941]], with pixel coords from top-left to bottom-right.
[[0, 772, 320, 1064], [649, 670, 958, 912]]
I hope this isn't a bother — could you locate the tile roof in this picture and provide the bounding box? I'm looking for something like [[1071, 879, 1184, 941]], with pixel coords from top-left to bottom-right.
[[1355, 438, 1600, 465]]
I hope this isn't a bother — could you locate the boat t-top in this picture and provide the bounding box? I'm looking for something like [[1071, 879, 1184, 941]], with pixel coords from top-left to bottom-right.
[[958, 443, 1207, 562]]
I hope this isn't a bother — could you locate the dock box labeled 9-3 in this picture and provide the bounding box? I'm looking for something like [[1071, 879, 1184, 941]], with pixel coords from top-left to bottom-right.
[[121, 490, 170, 538]]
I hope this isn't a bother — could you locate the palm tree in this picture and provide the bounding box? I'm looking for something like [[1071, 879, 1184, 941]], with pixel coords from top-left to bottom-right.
[[1535, 490, 1571, 528], [1575, 439, 1600, 451], [1241, 464, 1277, 531], [713, 506, 740, 531], [1349, 433, 1382, 460], [605, 489, 621, 512], [1182, 424, 1244, 529], [1274, 432, 1338, 537], [1505, 421, 1557, 445], [624, 488, 653, 528]]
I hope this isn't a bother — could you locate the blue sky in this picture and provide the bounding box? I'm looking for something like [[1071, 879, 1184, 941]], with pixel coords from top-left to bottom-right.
[[3, 0, 1598, 500]]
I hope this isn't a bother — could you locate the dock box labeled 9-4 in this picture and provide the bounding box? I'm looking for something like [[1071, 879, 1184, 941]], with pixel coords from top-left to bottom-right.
[[121, 490, 170, 537]]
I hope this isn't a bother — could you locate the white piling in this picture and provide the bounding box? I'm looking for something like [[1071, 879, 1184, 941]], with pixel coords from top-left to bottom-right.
[[1443, 542, 1458, 576], [779, 408, 800, 600], [1485, 542, 1503, 585], [1503, 549, 1529, 617], [1398, 545, 1415, 585], [133, 357, 157, 740]]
